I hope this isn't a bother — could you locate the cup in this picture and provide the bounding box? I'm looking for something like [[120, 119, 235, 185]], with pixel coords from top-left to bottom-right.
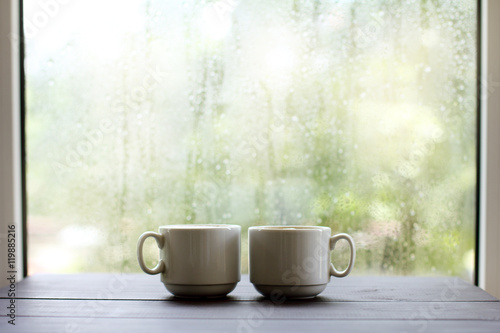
[[137, 224, 241, 297], [249, 226, 355, 299]]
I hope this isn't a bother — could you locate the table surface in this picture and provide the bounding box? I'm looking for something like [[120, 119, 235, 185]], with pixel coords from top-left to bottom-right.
[[1, 274, 500, 332]]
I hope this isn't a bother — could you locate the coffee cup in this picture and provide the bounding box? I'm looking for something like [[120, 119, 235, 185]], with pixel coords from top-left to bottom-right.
[[137, 224, 241, 297], [249, 226, 355, 298]]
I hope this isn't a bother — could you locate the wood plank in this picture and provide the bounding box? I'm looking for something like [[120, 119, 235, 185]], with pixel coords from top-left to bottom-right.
[[1, 318, 500, 333], [0, 274, 497, 302], [1, 298, 500, 321]]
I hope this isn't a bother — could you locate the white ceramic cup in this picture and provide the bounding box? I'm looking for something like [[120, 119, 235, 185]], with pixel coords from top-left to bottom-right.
[[249, 226, 355, 298], [137, 224, 241, 297]]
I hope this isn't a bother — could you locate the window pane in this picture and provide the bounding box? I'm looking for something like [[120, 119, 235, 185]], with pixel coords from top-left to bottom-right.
[[26, 0, 477, 280]]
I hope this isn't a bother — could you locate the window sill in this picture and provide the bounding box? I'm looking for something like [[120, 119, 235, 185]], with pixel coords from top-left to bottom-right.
[[1, 274, 499, 331]]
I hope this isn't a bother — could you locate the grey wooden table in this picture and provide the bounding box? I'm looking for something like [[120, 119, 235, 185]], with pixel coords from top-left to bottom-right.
[[1, 274, 500, 332]]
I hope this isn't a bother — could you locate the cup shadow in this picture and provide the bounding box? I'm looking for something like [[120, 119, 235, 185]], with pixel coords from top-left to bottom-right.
[[163, 294, 238, 304], [254, 295, 332, 304]]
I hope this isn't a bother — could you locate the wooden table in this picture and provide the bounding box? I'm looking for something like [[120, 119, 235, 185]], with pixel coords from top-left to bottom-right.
[[1, 274, 500, 332]]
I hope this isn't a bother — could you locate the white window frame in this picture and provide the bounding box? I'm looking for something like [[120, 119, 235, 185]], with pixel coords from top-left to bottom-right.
[[479, 0, 500, 299], [0, 0, 24, 286], [0, 0, 498, 297]]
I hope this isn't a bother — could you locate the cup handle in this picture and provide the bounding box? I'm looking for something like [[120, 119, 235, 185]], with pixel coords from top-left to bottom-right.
[[137, 231, 165, 275], [329, 233, 356, 278]]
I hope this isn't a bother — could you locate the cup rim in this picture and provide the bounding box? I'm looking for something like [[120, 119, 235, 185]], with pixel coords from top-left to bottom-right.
[[249, 225, 331, 232], [159, 224, 241, 230]]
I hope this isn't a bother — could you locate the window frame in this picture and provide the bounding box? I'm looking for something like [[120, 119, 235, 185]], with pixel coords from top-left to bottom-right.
[[0, 0, 498, 297], [0, 0, 26, 284], [478, 0, 500, 298]]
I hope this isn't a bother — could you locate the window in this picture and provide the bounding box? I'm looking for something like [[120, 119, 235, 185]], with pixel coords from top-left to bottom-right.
[[25, 0, 478, 281]]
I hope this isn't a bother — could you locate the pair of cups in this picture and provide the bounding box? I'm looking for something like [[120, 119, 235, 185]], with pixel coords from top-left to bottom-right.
[[137, 224, 355, 299]]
